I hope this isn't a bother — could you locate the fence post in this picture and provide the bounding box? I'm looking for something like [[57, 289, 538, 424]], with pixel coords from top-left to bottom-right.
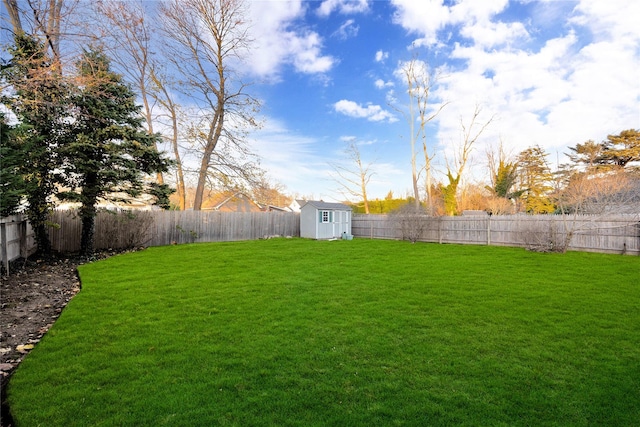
[[19, 218, 27, 259], [487, 215, 491, 246], [1, 222, 8, 275]]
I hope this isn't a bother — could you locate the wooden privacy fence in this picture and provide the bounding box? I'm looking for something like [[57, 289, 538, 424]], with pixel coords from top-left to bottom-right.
[[3, 211, 638, 260], [352, 214, 640, 255], [47, 210, 300, 253], [148, 210, 300, 246]]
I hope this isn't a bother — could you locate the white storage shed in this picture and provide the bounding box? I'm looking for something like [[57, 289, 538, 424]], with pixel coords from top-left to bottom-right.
[[300, 201, 352, 240]]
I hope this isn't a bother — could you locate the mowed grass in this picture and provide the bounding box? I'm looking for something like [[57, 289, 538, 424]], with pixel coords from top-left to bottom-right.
[[8, 239, 640, 426]]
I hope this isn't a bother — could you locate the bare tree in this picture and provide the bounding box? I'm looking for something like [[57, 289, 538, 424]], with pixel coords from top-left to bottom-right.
[[523, 155, 640, 254], [392, 58, 447, 212], [329, 141, 375, 214], [182, 110, 262, 196], [160, 0, 260, 211], [250, 173, 291, 208], [441, 104, 493, 215], [92, 0, 164, 185], [2, 0, 80, 66], [558, 170, 640, 216], [3, 0, 23, 33], [149, 67, 187, 210]]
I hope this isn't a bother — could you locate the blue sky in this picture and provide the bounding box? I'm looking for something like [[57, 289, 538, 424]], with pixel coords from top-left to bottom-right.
[[4, 0, 637, 202], [234, 0, 640, 201]]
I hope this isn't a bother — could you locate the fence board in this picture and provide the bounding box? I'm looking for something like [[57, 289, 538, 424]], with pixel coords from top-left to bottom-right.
[[47, 210, 301, 252], [3, 211, 638, 260], [352, 214, 640, 255], [0, 215, 37, 273]]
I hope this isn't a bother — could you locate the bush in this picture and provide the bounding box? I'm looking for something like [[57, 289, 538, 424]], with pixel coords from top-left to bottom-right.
[[520, 217, 572, 253], [389, 203, 429, 243]]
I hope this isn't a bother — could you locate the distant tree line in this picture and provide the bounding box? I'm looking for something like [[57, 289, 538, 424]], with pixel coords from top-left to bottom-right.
[[348, 129, 640, 216]]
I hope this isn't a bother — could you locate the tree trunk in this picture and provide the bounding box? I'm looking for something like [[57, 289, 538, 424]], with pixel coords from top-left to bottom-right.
[[80, 174, 99, 256], [27, 189, 52, 257], [34, 223, 51, 256], [412, 168, 420, 209], [80, 210, 96, 256], [193, 104, 224, 211], [424, 141, 433, 215], [170, 109, 186, 210], [3, 0, 22, 33]]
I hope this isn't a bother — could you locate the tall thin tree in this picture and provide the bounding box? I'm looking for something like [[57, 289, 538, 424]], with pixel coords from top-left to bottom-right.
[[92, 0, 165, 185], [160, 0, 260, 211], [149, 67, 187, 210], [2, 0, 79, 66], [441, 104, 493, 215], [392, 58, 447, 212], [330, 141, 375, 214]]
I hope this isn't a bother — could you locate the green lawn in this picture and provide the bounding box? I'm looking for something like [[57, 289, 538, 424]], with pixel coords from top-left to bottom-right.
[[8, 239, 640, 426]]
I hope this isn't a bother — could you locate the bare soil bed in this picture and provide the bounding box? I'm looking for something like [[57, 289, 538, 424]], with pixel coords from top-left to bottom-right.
[[1, 252, 124, 427]]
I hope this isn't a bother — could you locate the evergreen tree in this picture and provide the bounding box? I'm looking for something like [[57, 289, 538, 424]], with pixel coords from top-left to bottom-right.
[[0, 115, 26, 216], [598, 129, 640, 169], [60, 49, 171, 255], [491, 159, 519, 199], [516, 146, 555, 214], [0, 34, 70, 254], [567, 140, 603, 173]]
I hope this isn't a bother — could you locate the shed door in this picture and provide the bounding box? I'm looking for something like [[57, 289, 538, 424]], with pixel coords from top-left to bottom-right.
[[342, 211, 350, 234], [334, 211, 349, 236]]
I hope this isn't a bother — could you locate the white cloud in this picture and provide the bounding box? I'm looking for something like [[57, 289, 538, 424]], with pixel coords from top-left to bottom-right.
[[338, 135, 377, 146], [459, 20, 529, 48], [317, 0, 370, 17], [245, 1, 335, 78], [334, 100, 397, 123], [332, 19, 359, 40], [390, 0, 450, 46], [249, 118, 332, 197], [374, 79, 394, 89], [570, 0, 640, 42], [375, 50, 389, 62], [250, 119, 402, 200], [340, 135, 358, 142], [390, 0, 513, 47], [448, 0, 509, 23], [288, 31, 335, 74], [389, 0, 640, 175]]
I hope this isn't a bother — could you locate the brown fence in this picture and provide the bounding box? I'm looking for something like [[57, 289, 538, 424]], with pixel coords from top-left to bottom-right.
[[3, 211, 638, 260], [352, 214, 640, 255], [47, 210, 300, 253], [148, 210, 300, 246]]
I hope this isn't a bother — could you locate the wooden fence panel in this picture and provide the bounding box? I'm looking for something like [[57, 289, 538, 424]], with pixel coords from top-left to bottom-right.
[[3, 211, 637, 260], [1, 215, 36, 273], [46, 210, 301, 252], [352, 214, 640, 255], [146, 211, 300, 246]]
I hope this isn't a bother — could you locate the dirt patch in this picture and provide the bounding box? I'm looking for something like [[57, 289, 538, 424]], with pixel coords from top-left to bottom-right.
[[0, 251, 128, 427]]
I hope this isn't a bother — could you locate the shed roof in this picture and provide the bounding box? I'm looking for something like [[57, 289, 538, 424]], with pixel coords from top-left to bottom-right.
[[303, 200, 352, 210]]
